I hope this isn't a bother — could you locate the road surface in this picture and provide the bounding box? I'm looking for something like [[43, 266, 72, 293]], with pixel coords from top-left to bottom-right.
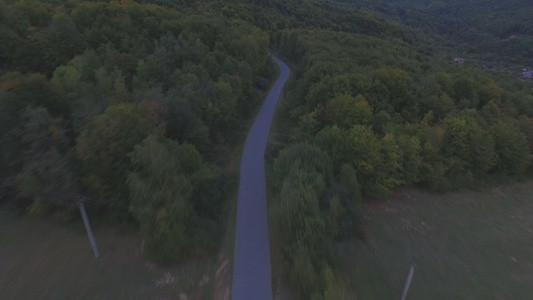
[[231, 56, 290, 300]]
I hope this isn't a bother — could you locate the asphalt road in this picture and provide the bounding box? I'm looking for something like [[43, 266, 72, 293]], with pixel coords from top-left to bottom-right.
[[231, 56, 290, 300]]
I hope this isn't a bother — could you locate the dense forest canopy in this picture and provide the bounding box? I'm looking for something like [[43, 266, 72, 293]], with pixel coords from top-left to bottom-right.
[[268, 25, 532, 296], [0, 0, 275, 264], [1, 0, 532, 298], [327, 0, 533, 67], [265, 0, 533, 297]]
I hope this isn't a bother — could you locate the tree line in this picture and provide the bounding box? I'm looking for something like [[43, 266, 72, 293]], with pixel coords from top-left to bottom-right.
[[266, 28, 532, 298]]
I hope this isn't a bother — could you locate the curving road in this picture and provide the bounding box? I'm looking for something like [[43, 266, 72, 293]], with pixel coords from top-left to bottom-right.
[[231, 56, 290, 300]]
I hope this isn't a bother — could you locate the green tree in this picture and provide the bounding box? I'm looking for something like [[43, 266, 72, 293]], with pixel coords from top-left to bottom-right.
[[76, 103, 152, 210], [469, 126, 497, 174], [490, 121, 531, 174], [275, 174, 327, 259], [325, 94, 372, 128], [339, 164, 362, 211], [434, 72, 454, 96], [16, 106, 74, 204], [127, 134, 212, 263], [442, 115, 497, 174], [477, 78, 502, 108], [297, 113, 321, 140], [378, 133, 405, 190], [519, 117, 533, 157], [0, 90, 23, 177], [289, 248, 322, 299], [1, 72, 69, 117], [422, 94, 455, 121], [370, 68, 419, 120], [38, 13, 87, 73], [346, 125, 385, 195], [395, 133, 423, 184], [205, 80, 237, 131], [453, 76, 478, 109], [274, 143, 332, 180], [480, 100, 501, 125], [372, 110, 392, 135], [314, 126, 351, 173], [144, 208, 189, 265]]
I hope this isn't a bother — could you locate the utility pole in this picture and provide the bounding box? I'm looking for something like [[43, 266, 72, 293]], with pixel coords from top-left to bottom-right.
[[400, 264, 415, 300], [77, 200, 99, 258]]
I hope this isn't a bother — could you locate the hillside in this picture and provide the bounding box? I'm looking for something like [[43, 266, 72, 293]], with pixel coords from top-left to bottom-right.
[[262, 0, 533, 298], [326, 0, 533, 68]]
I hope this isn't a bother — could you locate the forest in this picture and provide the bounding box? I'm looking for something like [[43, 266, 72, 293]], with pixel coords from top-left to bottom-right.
[[269, 26, 533, 297], [265, 1, 533, 298], [0, 0, 274, 264], [1, 0, 532, 299], [334, 0, 533, 67]]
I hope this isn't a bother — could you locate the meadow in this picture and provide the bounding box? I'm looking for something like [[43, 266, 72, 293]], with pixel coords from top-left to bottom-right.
[[0, 205, 216, 300], [337, 181, 533, 299]]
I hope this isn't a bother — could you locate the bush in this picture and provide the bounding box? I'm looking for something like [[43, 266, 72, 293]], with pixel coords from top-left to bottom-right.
[[143, 209, 189, 265]]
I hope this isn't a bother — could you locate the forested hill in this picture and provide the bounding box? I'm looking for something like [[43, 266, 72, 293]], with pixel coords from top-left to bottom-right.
[[388, 0, 533, 38], [327, 0, 533, 67], [0, 0, 409, 268], [259, 0, 533, 298], [1, 0, 532, 299]]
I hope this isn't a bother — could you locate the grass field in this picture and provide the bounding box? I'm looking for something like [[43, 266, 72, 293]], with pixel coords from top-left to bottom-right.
[[334, 180, 533, 299], [0, 205, 216, 300]]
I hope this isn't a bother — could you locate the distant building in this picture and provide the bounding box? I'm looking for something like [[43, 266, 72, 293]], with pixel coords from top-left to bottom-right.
[[454, 57, 465, 64], [521, 70, 533, 79]]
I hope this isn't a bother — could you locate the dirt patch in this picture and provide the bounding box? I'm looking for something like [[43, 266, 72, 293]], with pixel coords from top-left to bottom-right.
[[214, 253, 231, 300]]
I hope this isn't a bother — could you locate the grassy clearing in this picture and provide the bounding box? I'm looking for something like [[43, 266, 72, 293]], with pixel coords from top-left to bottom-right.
[[335, 181, 533, 299], [0, 205, 215, 300]]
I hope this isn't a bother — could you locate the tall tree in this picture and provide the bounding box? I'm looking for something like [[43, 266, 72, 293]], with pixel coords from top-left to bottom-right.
[[0, 90, 23, 177], [16, 106, 74, 204], [490, 121, 531, 175], [1, 72, 69, 117], [128, 134, 213, 263], [325, 94, 372, 128], [76, 103, 152, 209], [38, 13, 87, 74]]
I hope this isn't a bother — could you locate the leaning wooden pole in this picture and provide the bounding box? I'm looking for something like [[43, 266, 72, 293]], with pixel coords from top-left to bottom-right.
[[400, 264, 415, 300], [77, 201, 99, 258]]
